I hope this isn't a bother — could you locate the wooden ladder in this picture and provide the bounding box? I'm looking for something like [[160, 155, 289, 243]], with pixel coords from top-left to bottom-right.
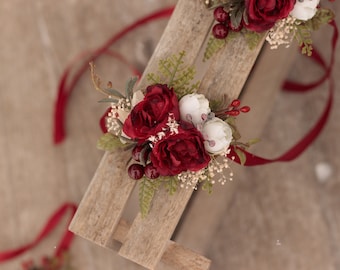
[[69, 1, 296, 269]]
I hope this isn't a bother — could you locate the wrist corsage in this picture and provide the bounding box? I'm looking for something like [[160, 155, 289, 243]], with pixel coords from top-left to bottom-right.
[[204, 0, 334, 60], [93, 52, 254, 216]]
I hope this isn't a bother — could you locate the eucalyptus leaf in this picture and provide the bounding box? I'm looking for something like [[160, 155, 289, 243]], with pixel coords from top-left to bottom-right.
[[98, 98, 119, 103], [125, 77, 138, 105], [103, 88, 125, 98]]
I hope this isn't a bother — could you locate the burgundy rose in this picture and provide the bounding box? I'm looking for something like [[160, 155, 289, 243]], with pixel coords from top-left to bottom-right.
[[150, 124, 211, 176], [244, 0, 296, 32], [123, 84, 180, 141]]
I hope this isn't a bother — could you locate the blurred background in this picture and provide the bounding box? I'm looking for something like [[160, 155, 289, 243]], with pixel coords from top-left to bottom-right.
[[0, 1, 339, 269]]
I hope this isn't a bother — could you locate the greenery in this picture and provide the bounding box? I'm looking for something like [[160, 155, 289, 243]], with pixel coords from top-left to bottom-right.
[[96, 133, 124, 151], [147, 51, 200, 98], [139, 177, 161, 218], [294, 8, 334, 56]]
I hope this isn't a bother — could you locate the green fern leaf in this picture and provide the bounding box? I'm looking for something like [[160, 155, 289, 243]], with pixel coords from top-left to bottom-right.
[[304, 8, 335, 31], [139, 178, 161, 218], [294, 23, 313, 56], [146, 51, 199, 98], [164, 177, 179, 195], [203, 36, 226, 62], [243, 30, 263, 50], [97, 133, 124, 151]]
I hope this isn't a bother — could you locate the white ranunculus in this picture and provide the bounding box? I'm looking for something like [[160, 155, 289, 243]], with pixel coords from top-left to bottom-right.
[[179, 93, 211, 126], [201, 117, 233, 155], [290, 0, 320, 21]]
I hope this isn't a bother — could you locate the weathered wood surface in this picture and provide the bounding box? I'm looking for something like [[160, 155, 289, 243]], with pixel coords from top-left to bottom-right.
[[71, 0, 267, 268], [113, 219, 211, 270], [1, 1, 340, 270]]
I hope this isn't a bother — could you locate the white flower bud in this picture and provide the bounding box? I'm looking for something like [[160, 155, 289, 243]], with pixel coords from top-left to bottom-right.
[[290, 0, 320, 21], [179, 93, 211, 126], [201, 117, 233, 155]]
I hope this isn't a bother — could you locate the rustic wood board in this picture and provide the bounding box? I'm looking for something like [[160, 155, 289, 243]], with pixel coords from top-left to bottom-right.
[[1, 1, 340, 270]]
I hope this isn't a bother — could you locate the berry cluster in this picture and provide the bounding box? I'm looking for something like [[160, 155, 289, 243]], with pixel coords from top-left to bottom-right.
[[127, 145, 160, 180], [225, 99, 250, 116], [212, 7, 243, 39]]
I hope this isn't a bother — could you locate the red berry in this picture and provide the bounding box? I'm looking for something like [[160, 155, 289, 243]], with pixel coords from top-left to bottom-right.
[[240, 106, 250, 113], [212, 23, 229, 39], [132, 145, 144, 161], [128, 164, 144, 180], [231, 99, 241, 107], [144, 163, 160, 179], [226, 110, 240, 116], [214, 7, 229, 23]]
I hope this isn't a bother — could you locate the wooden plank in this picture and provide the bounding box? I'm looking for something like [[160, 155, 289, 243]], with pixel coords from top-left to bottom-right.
[[175, 44, 297, 254], [114, 219, 211, 270], [69, 151, 135, 249], [70, 0, 213, 266], [118, 1, 214, 268]]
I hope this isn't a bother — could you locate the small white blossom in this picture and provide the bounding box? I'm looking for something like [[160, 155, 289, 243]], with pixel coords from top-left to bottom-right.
[[201, 117, 233, 155], [166, 113, 179, 135], [290, 0, 320, 21], [179, 93, 211, 126]]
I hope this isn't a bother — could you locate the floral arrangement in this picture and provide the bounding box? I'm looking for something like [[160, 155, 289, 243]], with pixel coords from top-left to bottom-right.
[[204, 0, 334, 60], [94, 52, 254, 216]]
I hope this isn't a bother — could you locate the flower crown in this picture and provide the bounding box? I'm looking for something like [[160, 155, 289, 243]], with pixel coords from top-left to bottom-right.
[[204, 0, 334, 60], [93, 52, 254, 216]]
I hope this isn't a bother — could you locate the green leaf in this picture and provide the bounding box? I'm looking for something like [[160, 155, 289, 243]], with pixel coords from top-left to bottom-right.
[[139, 178, 161, 218], [304, 8, 335, 31], [96, 133, 124, 151], [202, 180, 213, 194], [234, 147, 247, 165], [204, 0, 230, 9], [164, 177, 179, 195], [243, 30, 263, 50], [125, 77, 138, 102], [146, 51, 200, 98], [203, 36, 226, 62], [103, 88, 125, 99], [98, 98, 119, 103], [294, 23, 313, 56]]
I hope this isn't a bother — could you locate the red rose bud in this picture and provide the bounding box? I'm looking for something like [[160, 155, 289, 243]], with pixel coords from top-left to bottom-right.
[[128, 164, 144, 180], [240, 106, 250, 113]]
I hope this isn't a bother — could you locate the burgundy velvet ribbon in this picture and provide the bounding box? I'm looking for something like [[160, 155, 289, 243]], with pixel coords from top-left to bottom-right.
[[53, 7, 337, 167], [0, 203, 77, 263], [229, 20, 338, 165]]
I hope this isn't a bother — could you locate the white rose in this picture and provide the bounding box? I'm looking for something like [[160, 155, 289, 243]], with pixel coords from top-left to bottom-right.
[[179, 93, 211, 126], [201, 117, 233, 155], [290, 0, 320, 21]]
